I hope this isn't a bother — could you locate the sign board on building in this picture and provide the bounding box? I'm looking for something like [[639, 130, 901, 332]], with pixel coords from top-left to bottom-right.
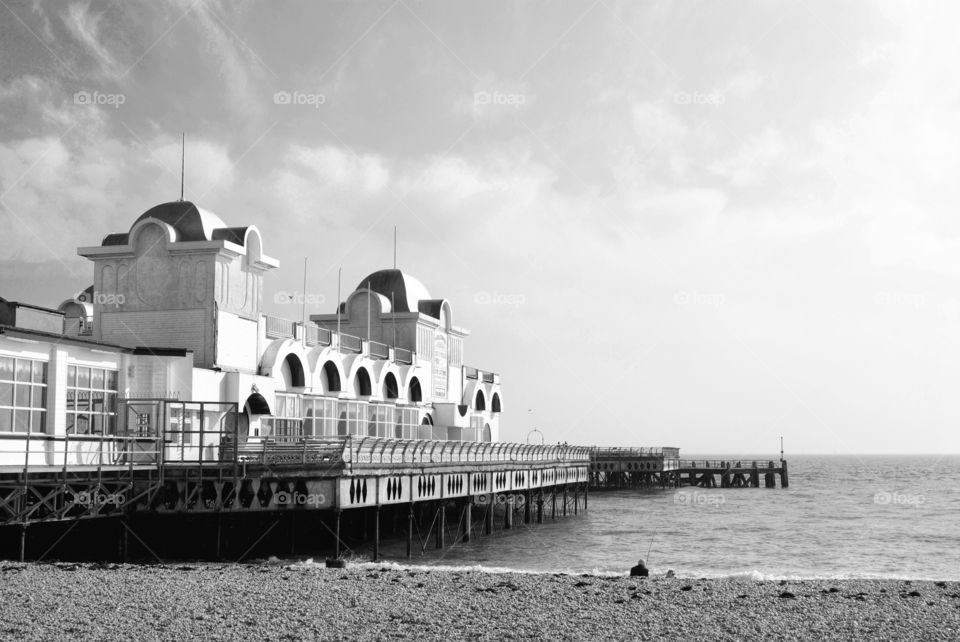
[[432, 333, 448, 400]]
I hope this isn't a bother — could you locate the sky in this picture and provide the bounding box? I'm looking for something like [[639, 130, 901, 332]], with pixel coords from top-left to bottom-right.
[[1, 0, 959, 454]]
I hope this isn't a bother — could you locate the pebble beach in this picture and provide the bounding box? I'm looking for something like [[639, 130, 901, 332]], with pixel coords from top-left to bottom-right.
[[0, 562, 957, 641]]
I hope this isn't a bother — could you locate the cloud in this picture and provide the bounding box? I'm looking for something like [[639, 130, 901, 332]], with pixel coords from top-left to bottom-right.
[[708, 127, 785, 187], [62, 2, 122, 78]]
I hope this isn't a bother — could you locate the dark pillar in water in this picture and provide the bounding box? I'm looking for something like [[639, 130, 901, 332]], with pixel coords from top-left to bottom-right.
[[118, 515, 128, 562], [583, 483, 588, 511], [19, 524, 27, 562], [463, 499, 472, 543], [523, 491, 531, 524], [484, 497, 493, 535], [562, 486, 568, 516], [551, 489, 557, 520], [573, 486, 579, 515], [780, 460, 789, 488], [333, 510, 342, 559], [373, 505, 381, 561], [406, 505, 414, 558], [536, 491, 544, 524], [504, 496, 513, 530], [436, 502, 445, 549]]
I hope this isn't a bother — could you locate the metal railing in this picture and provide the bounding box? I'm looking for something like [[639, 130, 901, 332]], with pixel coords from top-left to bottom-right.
[[394, 348, 413, 364], [265, 315, 295, 339], [339, 333, 362, 353], [304, 324, 332, 347], [677, 459, 780, 469], [368, 341, 389, 359], [590, 447, 681, 458]]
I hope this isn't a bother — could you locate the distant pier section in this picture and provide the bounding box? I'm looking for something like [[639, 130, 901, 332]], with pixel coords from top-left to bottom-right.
[[589, 447, 788, 489]]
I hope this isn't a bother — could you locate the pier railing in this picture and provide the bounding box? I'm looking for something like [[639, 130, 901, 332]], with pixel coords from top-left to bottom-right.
[[677, 459, 781, 470], [229, 436, 591, 468], [591, 447, 681, 458]]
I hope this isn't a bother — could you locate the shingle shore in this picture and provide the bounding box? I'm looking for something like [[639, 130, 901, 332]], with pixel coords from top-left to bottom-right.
[[0, 562, 957, 641]]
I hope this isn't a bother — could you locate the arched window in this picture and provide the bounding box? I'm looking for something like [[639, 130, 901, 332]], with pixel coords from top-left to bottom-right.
[[322, 361, 341, 393], [482, 424, 492, 442], [408, 377, 422, 403], [491, 392, 501, 413], [475, 390, 486, 411], [383, 372, 399, 400], [280, 354, 305, 389], [354, 368, 372, 396]]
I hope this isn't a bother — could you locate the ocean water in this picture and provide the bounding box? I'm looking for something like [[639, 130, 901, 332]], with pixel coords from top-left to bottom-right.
[[370, 455, 960, 580]]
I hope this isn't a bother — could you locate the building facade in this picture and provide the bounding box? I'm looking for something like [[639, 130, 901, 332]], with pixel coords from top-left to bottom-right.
[[0, 200, 502, 467]]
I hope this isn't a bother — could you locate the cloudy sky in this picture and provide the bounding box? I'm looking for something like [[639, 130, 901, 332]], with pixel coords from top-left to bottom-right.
[[1, 1, 959, 454]]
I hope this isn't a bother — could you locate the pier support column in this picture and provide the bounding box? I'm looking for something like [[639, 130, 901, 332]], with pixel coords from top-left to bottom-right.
[[562, 486, 568, 516], [551, 489, 556, 520], [118, 515, 128, 563], [523, 491, 531, 524], [19, 524, 27, 562], [406, 505, 414, 559], [333, 510, 342, 559], [536, 492, 543, 524], [780, 461, 789, 488], [463, 499, 472, 543], [583, 484, 588, 511], [373, 506, 381, 562], [435, 503, 445, 549], [504, 496, 513, 530], [484, 497, 493, 535], [573, 486, 579, 515]]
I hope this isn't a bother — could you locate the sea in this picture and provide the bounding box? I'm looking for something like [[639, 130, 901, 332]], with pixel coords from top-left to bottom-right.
[[362, 455, 960, 581]]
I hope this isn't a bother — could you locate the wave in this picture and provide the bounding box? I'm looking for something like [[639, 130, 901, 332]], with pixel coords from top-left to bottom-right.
[[263, 558, 960, 582]]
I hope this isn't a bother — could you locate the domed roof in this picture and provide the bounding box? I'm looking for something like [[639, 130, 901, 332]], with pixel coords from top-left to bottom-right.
[[132, 201, 227, 242], [356, 269, 431, 313]]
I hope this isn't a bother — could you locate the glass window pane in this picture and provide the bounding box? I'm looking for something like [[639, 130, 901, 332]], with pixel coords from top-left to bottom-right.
[[36, 386, 46, 409], [15, 384, 30, 408], [76, 392, 89, 412], [92, 414, 103, 434], [105, 370, 117, 390], [105, 393, 116, 413], [65, 413, 75, 434], [15, 359, 31, 382], [76, 414, 90, 434], [0, 382, 12, 406], [77, 367, 90, 388], [32, 411, 44, 433], [90, 390, 105, 412], [91, 368, 104, 389], [0, 408, 11, 431], [0, 357, 13, 381], [32, 361, 46, 384], [14, 409, 29, 432], [105, 415, 116, 435], [68, 365, 76, 387]]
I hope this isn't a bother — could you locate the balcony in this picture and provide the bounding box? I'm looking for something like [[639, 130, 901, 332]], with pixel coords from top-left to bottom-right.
[[304, 324, 332, 347], [265, 315, 295, 339]]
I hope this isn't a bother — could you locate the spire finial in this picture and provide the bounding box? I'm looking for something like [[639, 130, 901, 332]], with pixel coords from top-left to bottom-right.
[[179, 132, 185, 201]]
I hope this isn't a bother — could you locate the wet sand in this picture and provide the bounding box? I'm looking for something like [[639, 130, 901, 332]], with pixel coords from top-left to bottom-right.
[[0, 561, 957, 640]]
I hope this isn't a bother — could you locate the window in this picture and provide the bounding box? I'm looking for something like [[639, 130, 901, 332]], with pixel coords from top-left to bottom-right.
[[303, 396, 338, 437], [0, 356, 47, 433], [65, 365, 118, 435], [263, 393, 301, 439]]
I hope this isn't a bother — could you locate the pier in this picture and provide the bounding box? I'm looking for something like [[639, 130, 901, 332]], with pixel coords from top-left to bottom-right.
[[589, 448, 789, 490], [0, 399, 591, 561]]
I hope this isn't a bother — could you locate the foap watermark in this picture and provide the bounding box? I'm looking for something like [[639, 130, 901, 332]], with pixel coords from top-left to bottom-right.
[[274, 290, 326, 306], [274, 90, 326, 109], [274, 491, 327, 507], [674, 91, 725, 108], [673, 290, 726, 307], [70, 491, 125, 507], [873, 491, 925, 507], [674, 490, 725, 507], [874, 291, 924, 308], [92, 291, 125, 307], [474, 291, 526, 307], [474, 90, 526, 109], [74, 90, 126, 109]]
